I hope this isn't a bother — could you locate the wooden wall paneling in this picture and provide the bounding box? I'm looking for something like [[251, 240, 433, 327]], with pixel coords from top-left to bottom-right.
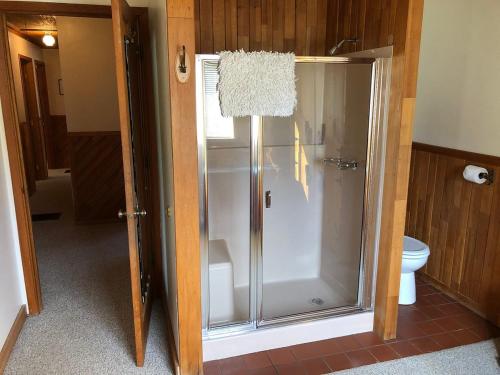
[[352, 0, 366, 52], [459, 182, 494, 299], [237, 0, 250, 50], [193, 0, 336, 55], [49, 115, 70, 168], [213, 0, 226, 52], [481, 168, 500, 325], [336, 0, 352, 54], [260, 0, 272, 51], [324, 0, 339, 55], [249, 0, 262, 51], [225, 0, 238, 51], [283, 0, 294, 52], [69, 132, 125, 224], [304, 0, 317, 55], [271, 0, 284, 52], [166, 0, 202, 372], [294, 0, 306, 55], [199, 0, 213, 53], [0, 12, 42, 314], [362, 0, 382, 50], [407, 143, 500, 327], [315, 0, 327, 56]]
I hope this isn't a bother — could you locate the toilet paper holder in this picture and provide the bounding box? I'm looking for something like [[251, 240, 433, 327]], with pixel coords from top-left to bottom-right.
[[479, 169, 495, 185]]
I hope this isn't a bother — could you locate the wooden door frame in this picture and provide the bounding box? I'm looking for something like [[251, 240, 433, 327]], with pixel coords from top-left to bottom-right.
[[0, 1, 161, 323]]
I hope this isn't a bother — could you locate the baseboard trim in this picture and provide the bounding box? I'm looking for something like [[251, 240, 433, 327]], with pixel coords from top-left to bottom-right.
[[0, 305, 27, 373]]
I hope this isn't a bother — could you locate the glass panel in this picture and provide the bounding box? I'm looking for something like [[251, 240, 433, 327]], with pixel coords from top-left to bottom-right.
[[202, 61, 251, 328], [261, 62, 373, 321]]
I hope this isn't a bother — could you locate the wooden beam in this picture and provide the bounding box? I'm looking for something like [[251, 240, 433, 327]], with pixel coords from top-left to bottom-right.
[[0, 1, 111, 17], [374, 0, 424, 340], [165, 1, 202, 374]]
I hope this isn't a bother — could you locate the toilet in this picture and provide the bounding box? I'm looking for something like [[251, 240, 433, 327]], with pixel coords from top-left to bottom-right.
[[399, 236, 430, 305]]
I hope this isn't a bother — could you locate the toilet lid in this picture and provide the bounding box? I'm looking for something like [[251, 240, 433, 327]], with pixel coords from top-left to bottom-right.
[[403, 236, 430, 258]]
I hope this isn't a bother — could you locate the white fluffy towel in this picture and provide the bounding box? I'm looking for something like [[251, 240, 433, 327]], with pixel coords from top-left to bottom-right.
[[218, 50, 296, 117]]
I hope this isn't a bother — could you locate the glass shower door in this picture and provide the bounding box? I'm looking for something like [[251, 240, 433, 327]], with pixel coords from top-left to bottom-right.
[[199, 60, 252, 329], [260, 61, 374, 322]]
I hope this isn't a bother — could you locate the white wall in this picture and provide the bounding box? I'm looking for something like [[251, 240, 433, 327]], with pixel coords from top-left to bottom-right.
[[0, 100, 28, 348], [41, 49, 65, 116], [57, 16, 120, 132], [414, 0, 500, 157], [8, 31, 43, 123]]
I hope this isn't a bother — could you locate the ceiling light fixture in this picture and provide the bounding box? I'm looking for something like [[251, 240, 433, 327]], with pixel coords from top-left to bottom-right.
[[42, 33, 56, 47]]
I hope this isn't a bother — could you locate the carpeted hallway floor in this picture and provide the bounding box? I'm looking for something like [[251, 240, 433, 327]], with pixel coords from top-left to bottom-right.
[[5, 170, 173, 374]]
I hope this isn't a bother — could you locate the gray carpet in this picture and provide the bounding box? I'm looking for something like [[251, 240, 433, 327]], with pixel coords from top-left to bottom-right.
[[332, 339, 500, 375], [5, 170, 173, 374]]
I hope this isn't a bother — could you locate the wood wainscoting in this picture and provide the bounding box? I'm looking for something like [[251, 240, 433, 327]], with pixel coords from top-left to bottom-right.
[[194, 0, 336, 55], [406, 142, 500, 326], [69, 131, 125, 224], [46, 115, 70, 169]]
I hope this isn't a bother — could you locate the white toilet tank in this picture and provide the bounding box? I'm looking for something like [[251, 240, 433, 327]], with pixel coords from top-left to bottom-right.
[[208, 239, 235, 324]]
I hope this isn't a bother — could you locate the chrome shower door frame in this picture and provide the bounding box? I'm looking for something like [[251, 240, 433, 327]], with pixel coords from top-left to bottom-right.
[[196, 55, 389, 338]]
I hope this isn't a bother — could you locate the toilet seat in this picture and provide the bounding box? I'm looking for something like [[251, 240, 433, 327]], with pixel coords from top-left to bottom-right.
[[402, 236, 430, 259]]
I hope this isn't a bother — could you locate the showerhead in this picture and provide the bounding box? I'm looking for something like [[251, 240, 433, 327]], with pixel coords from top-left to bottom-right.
[[328, 38, 359, 56]]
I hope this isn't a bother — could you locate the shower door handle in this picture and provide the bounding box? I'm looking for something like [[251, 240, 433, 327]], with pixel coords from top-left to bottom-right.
[[265, 190, 272, 208]]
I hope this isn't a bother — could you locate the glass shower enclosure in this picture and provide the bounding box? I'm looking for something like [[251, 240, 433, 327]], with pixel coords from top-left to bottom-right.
[[196, 55, 386, 336]]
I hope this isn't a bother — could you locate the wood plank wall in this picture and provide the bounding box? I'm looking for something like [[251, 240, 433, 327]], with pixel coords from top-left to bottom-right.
[[406, 143, 500, 326], [194, 0, 401, 55], [194, 0, 329, 55], [45, 115, 70, 169], [69, 131, 125, 224]]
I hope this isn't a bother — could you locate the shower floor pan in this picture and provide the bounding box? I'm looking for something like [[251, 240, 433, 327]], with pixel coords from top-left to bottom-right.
[[209, 276, 356, 326]]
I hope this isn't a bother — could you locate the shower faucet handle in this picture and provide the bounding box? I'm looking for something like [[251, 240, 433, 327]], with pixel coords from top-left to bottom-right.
[[323, 157, 359, 171]]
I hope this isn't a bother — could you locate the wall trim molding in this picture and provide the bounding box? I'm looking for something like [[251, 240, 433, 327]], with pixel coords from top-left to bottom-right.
[[413, 142, 500, 167], [0, 305, 27, 373]]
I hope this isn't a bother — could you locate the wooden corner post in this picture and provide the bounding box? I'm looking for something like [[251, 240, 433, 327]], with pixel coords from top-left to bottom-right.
[[374, 0, 424, 340], [165, 0, 203, 374]]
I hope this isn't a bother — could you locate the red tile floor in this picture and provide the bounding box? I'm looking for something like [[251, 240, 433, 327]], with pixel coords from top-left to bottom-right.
[[203, 277, 500, 375]]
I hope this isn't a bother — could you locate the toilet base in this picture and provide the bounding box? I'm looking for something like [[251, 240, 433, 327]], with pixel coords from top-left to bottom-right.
[[399, 272, 416, 305]]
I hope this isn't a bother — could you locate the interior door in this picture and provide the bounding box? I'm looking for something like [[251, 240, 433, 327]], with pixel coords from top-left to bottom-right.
[[34, 61, 54, 169], [111, 0, 153, 366], [19, 57, 46, 184]]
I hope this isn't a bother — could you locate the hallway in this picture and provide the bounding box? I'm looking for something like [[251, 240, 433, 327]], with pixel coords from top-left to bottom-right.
[[5, 170, 172, 374]]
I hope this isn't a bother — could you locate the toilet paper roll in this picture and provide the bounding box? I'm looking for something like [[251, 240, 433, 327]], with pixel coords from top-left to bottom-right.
[[463, 165, 488, 184]]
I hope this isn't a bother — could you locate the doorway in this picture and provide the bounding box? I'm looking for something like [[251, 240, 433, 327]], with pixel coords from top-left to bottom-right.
[[0, 1, 162, 369]]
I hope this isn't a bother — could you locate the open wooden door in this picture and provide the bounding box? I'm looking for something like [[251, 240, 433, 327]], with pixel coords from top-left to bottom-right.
[[111, 0, 154, 367]]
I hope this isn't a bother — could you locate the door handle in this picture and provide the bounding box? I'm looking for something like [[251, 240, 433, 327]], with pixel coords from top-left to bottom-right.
[[265, 190, 271, 208], [118, 209, 147, 219]]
